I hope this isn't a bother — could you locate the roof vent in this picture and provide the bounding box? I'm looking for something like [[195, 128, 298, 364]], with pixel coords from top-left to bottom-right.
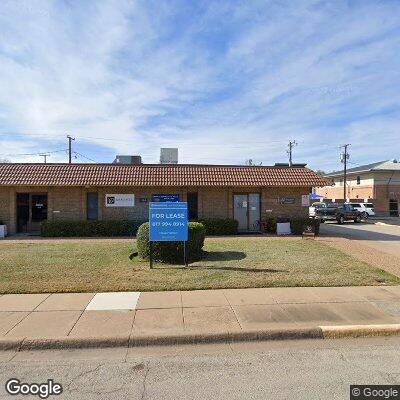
[[113, 155, 142, 165], [160, 148, 178, 164]]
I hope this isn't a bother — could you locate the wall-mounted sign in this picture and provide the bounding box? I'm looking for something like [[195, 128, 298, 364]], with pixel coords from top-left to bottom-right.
[[149, 202, 188, 242], [280, 197, 295, 205], [151, 194, 180, 203], [105, 194, 135, 207], [301, 195, 310, 207]]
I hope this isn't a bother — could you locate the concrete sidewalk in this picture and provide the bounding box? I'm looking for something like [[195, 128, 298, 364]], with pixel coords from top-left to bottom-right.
[[1, 286, 400, 350]]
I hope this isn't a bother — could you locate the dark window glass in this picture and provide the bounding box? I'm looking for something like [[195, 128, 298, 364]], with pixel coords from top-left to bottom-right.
[[87, 192, 98, 220], [356, 176, 361, 185], [31, 194, 48, 222], [187, 192, 198, 220]]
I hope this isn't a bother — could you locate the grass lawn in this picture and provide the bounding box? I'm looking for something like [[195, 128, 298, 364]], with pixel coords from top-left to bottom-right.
[[0, 238, 399, 293]]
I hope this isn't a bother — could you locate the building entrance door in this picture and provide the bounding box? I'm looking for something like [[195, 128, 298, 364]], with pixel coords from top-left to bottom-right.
[[233, 193, 261, 231], [389, 199, 399, 217], [17, 193, 48, 233]]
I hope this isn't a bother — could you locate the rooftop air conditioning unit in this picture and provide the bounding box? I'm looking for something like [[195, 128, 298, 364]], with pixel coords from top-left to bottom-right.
[[160, 148, 178, 164]]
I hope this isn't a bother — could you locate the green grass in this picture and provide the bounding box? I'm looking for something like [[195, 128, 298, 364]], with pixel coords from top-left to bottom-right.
[[0, 238, 398, 293]]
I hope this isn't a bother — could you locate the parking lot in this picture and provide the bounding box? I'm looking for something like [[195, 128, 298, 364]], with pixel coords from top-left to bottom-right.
[[320, 219, 400, 258]]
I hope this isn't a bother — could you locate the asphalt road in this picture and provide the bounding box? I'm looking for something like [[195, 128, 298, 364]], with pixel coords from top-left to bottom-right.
[[320, 220, 400, 258], [1, 337, 400, 399]]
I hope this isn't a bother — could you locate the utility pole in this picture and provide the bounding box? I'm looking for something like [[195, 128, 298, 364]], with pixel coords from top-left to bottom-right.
[[39, 153, 50, 164], [340, 144, 350, 202], [67, 135, 75, 164], [287, 140, 297, 166]]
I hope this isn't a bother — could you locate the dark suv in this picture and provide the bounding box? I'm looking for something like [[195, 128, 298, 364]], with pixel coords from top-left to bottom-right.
[[316, 203, 362, 224]]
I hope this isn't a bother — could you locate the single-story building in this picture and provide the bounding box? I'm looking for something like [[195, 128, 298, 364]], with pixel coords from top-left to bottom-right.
[[0, 162, 329, 235]]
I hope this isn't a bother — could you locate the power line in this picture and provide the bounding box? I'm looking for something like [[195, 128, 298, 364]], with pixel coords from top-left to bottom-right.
[[73, 151, 97, 163], [0, 149, 67, 157]]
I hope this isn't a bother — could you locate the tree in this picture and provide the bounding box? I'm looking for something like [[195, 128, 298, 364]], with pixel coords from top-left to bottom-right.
[[315, 169, 326, 176]]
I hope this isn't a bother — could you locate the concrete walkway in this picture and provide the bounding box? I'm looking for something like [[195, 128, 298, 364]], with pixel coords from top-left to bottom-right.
[[1, 286, 400, 349]]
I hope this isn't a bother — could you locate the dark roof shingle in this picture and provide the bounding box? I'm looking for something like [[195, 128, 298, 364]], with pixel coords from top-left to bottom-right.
[[0, 163, 331, 187]]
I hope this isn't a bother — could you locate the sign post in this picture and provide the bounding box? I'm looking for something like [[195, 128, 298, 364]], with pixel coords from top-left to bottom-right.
[[149, 202, 188, 269]]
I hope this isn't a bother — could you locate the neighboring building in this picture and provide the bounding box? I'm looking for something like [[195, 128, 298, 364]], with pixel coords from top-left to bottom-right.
[[315, 160, 400, 216], [0, 162, 329, 235]]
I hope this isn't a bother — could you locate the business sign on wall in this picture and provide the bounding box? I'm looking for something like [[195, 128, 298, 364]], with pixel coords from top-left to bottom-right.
[[280, 197, 295, 205], [151, 194, 180, 203], [149, 202, 188, 241], [105, 194, 135, 207]]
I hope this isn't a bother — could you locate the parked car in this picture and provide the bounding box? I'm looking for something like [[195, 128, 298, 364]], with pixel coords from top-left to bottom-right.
[[309, 202, 327, 218], [346, 202, 375, 218], [315, 203, 362, 224]]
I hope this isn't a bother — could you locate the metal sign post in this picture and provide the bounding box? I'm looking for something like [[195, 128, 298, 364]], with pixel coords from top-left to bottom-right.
[[149, 202, 189, 268]]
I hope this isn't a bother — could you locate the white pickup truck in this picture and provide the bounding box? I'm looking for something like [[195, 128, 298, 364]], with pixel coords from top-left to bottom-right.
[[309, 202, 327, 218]]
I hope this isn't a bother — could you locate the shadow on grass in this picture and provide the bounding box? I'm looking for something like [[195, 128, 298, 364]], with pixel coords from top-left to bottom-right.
[[190, 265, 286, 273], [201, 250, 247, 261]]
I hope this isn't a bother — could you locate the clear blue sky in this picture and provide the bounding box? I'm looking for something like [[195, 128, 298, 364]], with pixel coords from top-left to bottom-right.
[[0, 0, 399, 172]]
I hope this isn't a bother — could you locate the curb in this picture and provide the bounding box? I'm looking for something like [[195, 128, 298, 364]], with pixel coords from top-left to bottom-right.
[[321, 324, 400, 339], [1, 325, 400, 351]]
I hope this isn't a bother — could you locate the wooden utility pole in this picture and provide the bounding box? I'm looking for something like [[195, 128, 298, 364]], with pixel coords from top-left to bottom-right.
[[67, 135, 75, 164], [340, 144, 350, 201], [287, 140, 297, 166]]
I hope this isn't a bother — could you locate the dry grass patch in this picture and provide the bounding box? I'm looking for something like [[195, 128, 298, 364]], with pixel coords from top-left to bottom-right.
[[0, 238, 398, 293]]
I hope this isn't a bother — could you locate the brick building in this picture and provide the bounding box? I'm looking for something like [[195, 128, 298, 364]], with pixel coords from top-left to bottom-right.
[[315, 160, 400, 216], [0, 163, 329, 235]]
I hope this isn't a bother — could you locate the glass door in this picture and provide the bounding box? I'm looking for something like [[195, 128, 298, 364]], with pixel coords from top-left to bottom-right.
[[233, 194, 249, 231], [233, 193, 261, 231], [30, 194, 48, 232], [248, 193, 260, 231]]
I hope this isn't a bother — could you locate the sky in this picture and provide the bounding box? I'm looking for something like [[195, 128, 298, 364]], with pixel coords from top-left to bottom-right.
[[0, 0, 399, 172]]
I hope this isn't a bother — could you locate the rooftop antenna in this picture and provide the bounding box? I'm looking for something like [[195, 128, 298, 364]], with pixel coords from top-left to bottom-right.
[[39, 153, 50, 164]]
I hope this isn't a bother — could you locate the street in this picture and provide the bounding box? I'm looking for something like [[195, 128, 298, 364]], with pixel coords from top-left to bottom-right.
[[1, 337, 400, 399], [320, 220, 400, 258]]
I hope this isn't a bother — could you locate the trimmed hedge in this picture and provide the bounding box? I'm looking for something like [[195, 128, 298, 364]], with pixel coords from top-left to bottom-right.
[[290, 218, 320, 235], [41, 220, 144, 237], [197, 218, 238, 236], [136, 222, 205, 263]]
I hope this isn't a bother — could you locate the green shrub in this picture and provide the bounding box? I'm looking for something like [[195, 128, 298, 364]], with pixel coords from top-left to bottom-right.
[[136, 221, 205, 263], [290, 218, 320, 236], [262, 217, 277, 233], [197, 218, 238, 235], [41, 220, 144, 237]]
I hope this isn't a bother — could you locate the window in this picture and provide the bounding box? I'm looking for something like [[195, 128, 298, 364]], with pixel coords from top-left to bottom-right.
[[87, 192, 98, 220], [187, 192, 198, 220], [356, 176, 361, 185]]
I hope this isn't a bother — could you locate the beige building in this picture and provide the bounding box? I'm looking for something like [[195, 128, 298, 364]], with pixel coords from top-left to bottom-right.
[[315, 160, 400, 216], [0, 163, 329, 235]]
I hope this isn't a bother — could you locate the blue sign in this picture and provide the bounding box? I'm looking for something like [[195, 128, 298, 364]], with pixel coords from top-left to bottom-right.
[[149, 202, 188, 242], [151, 194, 180, 203]]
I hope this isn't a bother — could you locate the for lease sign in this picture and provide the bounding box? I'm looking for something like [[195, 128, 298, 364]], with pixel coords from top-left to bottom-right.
[[149, 202, 188, 241]]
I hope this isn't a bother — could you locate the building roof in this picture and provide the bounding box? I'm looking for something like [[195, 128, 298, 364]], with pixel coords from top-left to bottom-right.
[[0, 163, 330, 187], [325, 160, 400, 178]]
